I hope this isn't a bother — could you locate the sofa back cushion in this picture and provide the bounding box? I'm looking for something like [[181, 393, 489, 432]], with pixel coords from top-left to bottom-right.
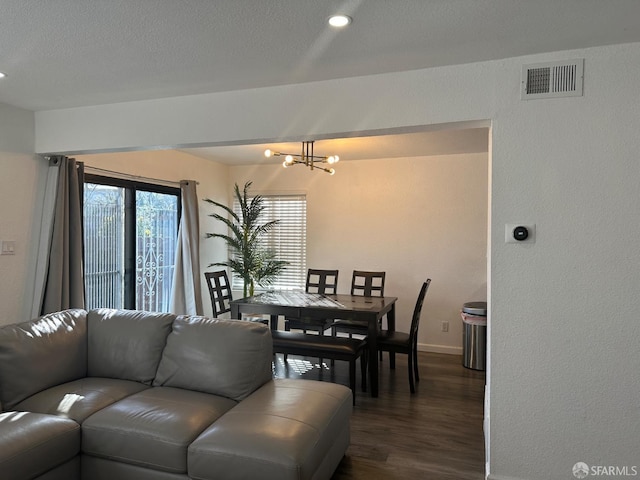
[[153, 316, 273, 401], [88, 309, 176, 384], [0, 309, 88, 410]]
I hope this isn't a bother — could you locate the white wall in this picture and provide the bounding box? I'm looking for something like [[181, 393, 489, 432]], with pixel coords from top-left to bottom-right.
[[0, 103, 41, 325], [20, 41, 640, 479], [229, 153, 488, 354], [488, 45, 640, 478], [78, 150, 230, 317]]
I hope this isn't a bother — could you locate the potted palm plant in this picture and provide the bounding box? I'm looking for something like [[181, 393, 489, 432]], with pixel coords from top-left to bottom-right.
[[204, 181, 288, 297]]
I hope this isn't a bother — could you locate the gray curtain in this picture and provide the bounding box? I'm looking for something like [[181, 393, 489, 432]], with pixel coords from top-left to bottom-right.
[[38, 156, 85, 315], [31, 158, 62, 318], [170, 180, 203, 315]]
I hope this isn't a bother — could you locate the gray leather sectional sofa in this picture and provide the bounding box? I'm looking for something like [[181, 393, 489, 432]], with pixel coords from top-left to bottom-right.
[[0, 309, 352, 480]]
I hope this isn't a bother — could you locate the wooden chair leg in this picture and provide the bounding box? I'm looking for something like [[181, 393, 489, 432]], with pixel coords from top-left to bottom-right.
[[360, 352, 368, 392], [283, 321, 291, 359], [318, 328, 325, 366], [408, 351, 416, 394], [349, 359, 356, 405]]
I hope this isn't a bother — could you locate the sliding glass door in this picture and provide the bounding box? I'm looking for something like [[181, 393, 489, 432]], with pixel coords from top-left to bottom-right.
[[83, 177, 180, 311]]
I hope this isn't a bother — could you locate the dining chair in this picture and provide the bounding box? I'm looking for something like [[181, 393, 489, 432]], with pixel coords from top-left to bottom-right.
[[376, 279, 431, 394], [204, 270, 234, 317], [205, 270, 266, 323], [330, 270, 386, 338], [284, 269, 339, 335]]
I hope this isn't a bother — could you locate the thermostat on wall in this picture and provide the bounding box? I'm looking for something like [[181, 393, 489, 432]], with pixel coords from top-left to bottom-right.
[[505, 224, 535, 244]]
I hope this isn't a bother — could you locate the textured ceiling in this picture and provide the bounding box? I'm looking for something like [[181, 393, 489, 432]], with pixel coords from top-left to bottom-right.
[[2, 1, 639, 162], [1, 0, 640, 111]]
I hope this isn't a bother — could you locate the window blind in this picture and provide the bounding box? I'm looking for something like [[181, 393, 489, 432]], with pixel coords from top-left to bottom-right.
[[232, 194, 306, 292]]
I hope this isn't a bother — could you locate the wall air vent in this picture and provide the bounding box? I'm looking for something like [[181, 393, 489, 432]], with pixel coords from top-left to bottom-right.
[[521, 59, 584, 100]]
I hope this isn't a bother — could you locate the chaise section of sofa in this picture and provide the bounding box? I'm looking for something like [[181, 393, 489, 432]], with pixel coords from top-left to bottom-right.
[[188, 379, 352, 480]]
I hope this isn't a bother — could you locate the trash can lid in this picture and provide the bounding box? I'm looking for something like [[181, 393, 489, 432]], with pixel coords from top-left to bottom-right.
[[462, 301, 487, 316]]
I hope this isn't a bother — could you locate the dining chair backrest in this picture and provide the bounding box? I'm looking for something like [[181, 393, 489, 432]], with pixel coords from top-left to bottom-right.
[[409, 279, 431, 341], [306, 269, 339, 295], [351, 270, 385, 297], [204, 270, 233, 317]]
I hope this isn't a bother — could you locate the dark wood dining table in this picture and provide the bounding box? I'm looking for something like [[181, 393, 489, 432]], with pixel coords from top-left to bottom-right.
[[230, 291, 397, 397]]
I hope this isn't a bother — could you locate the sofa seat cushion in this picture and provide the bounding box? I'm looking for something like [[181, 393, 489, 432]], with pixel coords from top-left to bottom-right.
[[153, 316, 273, 401], [82, 386, 237, 474], [0, 309, 87, 410], [188, 379, 352, 480], [0, 411, 80, 480], [14, 377, 150, 423]]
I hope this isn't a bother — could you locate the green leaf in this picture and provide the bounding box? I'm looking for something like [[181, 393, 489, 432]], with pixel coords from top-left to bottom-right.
[[204, 181, 289, 294]]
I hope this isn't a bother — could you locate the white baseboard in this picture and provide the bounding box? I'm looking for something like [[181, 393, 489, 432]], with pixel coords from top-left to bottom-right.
[[418, 342, 463, 355]]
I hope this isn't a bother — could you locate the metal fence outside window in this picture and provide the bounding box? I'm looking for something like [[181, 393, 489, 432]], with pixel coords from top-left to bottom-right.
[[84, 183, 178, 312], [135, 206, 177, 312]]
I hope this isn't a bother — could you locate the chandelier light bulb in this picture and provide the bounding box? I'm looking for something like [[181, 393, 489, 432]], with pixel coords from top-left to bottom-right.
[[282, 161, 289, 169], [264, 149, 272, 158], [285, 155, 293, 163], [328, 168, 336, 175]]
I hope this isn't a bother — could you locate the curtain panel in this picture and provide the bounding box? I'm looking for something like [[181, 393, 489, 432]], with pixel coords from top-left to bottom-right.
[[170, 180, 203, 315], [33, 156, 85, 316]]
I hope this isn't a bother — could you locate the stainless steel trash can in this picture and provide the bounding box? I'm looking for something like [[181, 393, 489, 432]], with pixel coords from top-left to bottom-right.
[[461, 301, 487, 370]]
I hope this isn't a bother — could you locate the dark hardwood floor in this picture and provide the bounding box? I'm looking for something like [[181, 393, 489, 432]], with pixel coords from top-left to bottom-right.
[[273, 351, 486, 480]]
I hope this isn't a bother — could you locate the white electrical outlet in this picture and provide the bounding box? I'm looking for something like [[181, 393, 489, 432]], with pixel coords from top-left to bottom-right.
[[441, 321, 449, 333]]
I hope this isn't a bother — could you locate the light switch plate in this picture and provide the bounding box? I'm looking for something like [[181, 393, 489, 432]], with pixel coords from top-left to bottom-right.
[[0, 241, 16, 255], [505, 224, 536, 244]]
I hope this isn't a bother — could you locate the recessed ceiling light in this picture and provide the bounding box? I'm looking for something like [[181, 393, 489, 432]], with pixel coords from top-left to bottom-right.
[[328, 14, 352, 28], [0, 72, 6, 79]]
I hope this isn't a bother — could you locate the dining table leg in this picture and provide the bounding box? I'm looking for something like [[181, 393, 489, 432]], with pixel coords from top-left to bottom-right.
[[387, 305, 396, 369], [368, 315, 379, 397]]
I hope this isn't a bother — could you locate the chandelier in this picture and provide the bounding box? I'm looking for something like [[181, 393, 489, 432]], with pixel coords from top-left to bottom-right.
[[264, 141, 339, 175]]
